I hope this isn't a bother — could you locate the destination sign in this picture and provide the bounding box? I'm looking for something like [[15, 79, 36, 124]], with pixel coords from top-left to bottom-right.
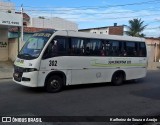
[[33, 33, 52, 37]]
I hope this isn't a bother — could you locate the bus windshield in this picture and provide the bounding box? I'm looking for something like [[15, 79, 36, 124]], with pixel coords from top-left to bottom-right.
[[18, 32, 52, 60]]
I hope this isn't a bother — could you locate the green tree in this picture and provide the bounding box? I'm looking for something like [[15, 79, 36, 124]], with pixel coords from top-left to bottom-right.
[[126, 18, 147, 37]]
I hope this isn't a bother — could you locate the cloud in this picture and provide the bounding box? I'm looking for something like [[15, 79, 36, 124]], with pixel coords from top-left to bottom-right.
[[25, 6, 160, 37]]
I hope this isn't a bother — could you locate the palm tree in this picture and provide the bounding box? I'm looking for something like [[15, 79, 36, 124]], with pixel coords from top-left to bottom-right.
[[126, 18, 147, 37]]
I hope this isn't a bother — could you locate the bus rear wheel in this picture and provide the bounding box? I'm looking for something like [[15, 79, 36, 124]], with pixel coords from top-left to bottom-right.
[[45, 75, 63, 93], [111, 72, 124, 86]]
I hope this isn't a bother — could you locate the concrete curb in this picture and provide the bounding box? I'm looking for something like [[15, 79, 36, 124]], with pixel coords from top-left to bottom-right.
[[0, 77, 12, 80]]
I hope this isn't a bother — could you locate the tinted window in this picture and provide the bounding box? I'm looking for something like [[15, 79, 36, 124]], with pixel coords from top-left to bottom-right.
[[106, 41, 120, 56], [70, 38, 85, 56], [43, 36, 67, 59], [126, 42, 137, 57], [85, 39, 104, 56], [110, 41, 120, 56], [139, 42, 147, 57], [18, 33, 51, 60]]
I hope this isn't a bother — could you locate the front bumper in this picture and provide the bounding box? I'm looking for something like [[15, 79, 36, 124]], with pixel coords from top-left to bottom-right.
[[13, 66, 39, 87]]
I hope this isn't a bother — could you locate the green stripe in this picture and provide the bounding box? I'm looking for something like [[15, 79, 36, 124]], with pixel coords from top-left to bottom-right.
[[91, 63, 146, 67]]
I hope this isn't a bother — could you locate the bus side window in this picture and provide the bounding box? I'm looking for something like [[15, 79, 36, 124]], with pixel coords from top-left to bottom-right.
[[134, 42, 138, 57], [105, 40, 122, 57], [85, 39, 103, 56], [105, 41, 110, 56], [109, 41, 120, 57], [122, 50, 127, 56], [42, 36, 67, 59], [126, 42, 137, 57], [42, 41, 55, 59], [100, 41, 105, 56], [85, 41, 91, 56], [139, 42, 147, 57], [70, 38, 85, 56]]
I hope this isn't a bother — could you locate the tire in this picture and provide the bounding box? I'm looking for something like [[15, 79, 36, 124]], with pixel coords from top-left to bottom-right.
[[111, 72, 124, 86], [45, 75, 63, 93]]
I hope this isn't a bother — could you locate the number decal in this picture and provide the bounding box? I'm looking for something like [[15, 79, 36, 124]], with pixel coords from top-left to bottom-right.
[[49, 60, 57, 66]]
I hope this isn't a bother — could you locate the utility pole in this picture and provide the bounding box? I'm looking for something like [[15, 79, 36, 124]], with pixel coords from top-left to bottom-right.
[[20, 4, 23, 50]]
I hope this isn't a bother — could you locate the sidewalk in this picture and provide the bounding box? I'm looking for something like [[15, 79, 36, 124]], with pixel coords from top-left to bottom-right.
[[0, 61, 13, 79], [148, 62, 160, 70]]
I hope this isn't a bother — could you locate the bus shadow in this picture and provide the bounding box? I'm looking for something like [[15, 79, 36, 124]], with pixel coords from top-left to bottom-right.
[[15, 79, 145, 93], [64, 79, 145, 91], [16, 86, 46, 94], [123, 78, 146, 85], [64, 82, 111, 91]]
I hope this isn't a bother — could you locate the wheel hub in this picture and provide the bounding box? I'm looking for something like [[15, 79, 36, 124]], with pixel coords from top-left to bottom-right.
[[51, 80, 59, 88]]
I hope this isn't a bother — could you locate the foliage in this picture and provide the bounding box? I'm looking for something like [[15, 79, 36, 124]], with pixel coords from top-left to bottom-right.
[[126, 18, 147, 37]]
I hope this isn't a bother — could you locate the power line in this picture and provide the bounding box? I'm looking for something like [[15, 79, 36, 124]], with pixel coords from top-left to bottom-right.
[[146, 27, 160, 30], [24, 8, 160, 16], [1, 0, 160, 15], [13, 0, 160, 11], [28, 13, 160, 20]]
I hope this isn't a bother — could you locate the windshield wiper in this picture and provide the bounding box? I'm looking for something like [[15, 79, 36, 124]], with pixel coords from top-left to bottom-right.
[[22, 53, 32, 57], [18, 53, 34, 59]]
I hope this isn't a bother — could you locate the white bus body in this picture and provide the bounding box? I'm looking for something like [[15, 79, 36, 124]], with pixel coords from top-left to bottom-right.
[[13, 30, 147, 92]]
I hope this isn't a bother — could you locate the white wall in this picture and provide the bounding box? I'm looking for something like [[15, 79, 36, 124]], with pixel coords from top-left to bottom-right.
[[80, 28, 109, 34], [8, 38, 18, 62], [90, 28, 109, 34], [8, 38, 25, 62], [0, 1, 15, 13], [0, 29, 8, 61], [30, 17, 78, 31]]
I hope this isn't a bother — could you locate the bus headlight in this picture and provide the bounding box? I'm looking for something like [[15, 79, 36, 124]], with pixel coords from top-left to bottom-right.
[[24, 68, 38, 72]]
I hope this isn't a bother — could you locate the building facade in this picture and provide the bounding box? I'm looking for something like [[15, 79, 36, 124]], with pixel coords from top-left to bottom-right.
[[0, 1, 15, 13], [30, 17, 78, 31], [0, 11, 22, 61], [79, 24, 160, 68], [145, 37, 160, 62], [0, 1, 78, 61], [79, 25, 125, 35]]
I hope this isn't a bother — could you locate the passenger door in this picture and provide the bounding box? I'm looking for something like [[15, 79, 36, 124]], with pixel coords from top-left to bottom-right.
[[38, 36, 69, 86]]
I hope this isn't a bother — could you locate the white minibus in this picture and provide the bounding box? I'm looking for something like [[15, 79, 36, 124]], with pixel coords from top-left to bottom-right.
[[13, 30, 147, 92]]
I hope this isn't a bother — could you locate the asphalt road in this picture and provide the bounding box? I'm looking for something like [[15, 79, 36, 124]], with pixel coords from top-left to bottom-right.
[[0, 70, 160, 125]]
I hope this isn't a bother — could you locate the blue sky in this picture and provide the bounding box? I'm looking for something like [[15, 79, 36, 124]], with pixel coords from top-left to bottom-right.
[[10, 0, 160, 37]]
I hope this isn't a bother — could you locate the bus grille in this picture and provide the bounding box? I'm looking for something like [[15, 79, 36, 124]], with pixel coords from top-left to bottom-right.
[[14, 65, 24, 73]]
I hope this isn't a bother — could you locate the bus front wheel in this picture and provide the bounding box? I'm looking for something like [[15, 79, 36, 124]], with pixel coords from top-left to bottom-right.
[[45, 75, 63, 93], [111, 72, 124, 86]]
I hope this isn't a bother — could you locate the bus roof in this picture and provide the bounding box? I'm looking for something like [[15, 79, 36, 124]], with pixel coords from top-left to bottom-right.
[[53, 30, 145, 42], [36, 29, 57, 34]]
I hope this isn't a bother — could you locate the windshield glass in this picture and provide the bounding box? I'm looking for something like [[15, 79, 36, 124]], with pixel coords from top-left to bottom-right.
[[18, 32, 52, 60]]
